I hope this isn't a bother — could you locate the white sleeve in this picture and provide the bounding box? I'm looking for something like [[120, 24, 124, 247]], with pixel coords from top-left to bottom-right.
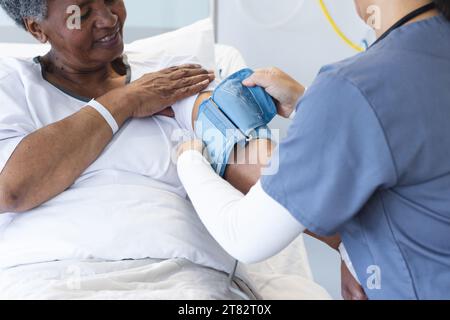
[[0, 73, 36, 172], [172, 81, 216, 132], [177, 150, 305, 264], [159, 55, 216, 132], [172, 95, 199, 132]]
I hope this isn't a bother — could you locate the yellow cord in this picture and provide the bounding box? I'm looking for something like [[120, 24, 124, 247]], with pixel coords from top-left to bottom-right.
[[317, 0, 365, 52]]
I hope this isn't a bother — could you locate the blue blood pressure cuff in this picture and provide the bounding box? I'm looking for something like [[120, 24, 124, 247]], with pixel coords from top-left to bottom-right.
[[194, 68, 277, 177]]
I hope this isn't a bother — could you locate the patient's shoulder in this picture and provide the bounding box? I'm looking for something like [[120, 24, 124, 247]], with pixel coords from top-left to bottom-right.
[[0, 57, 36, 83], [0, 58, 19, 81]]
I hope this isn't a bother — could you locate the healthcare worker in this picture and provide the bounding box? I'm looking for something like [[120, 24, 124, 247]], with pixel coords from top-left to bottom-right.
[[177, 0, 450, 300]]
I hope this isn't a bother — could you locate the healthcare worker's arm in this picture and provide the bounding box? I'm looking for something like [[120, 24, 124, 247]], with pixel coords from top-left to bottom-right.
[[178, 69, 394, 299], [245, 70, 398, 235], [243, 68, 344, 242], [177, 144, 366, 300], [184, 70, 344, 247], [244, 68, 369, 300], [177, 144, 305, 264]]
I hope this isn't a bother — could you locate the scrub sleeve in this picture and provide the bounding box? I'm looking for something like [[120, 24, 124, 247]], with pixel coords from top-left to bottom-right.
[[261, 72, 397, 236]]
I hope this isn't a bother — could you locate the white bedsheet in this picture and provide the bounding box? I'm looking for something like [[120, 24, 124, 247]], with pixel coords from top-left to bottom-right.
[[246, 236, 331, 300], [0, 258, 250, 300], [0, 254, 330, 300], [0, 183, 237, 274], [0, 182, 330, 300]]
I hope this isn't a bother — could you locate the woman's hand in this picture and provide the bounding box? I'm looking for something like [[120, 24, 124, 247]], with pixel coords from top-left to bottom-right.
[[125, 64, 215, 119], [242, 67, 305, 118]]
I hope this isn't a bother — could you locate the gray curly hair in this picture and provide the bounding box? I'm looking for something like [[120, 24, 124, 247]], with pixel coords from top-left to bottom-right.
[[0, 0, 48, 29]]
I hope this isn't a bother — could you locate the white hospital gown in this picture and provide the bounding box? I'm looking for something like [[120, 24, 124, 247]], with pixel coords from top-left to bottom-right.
[[0, 55, 236, 277]]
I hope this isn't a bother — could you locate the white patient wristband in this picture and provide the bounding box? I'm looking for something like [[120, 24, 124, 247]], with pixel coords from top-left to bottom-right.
[[88, 99, 119, 135]]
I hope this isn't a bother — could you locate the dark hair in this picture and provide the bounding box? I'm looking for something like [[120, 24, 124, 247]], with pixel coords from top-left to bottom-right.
[[433, 0, 450, 20]]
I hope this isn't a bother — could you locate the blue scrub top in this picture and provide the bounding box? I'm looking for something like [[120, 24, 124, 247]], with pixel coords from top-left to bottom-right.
[[261, 15, 450, 299]]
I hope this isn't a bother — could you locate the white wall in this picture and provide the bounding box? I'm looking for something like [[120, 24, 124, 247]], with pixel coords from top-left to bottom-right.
[[217, 0, 373, 86], [216, 0, 374, 138], [124, 0, 209, 29], [0, 8, 12, 26], [0, 0, 210, 42]]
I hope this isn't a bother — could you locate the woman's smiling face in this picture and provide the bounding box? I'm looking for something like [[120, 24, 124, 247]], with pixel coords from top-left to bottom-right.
[[26, 0, 127, 70]]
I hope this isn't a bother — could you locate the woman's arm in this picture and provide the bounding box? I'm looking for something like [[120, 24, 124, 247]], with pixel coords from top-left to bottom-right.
[[0, 64, 213, 214], [190, 92, 275, 194], [188, 68, 305, 194], [0, 89, 125, 214]]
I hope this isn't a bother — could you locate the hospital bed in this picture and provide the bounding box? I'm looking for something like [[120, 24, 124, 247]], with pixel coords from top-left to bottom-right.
[[0, 19, 330, 300]]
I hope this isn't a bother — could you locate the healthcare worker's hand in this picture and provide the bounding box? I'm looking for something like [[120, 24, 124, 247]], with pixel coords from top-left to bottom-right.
[[341, 261, 368, 300], [177, 139, 205, 158], [125, 64, 215, 119], [243, 67, 305, 118]]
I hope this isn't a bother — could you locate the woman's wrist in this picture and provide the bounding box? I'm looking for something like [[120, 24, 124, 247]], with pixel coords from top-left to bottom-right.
[[87, 99, 120, 134], [96, 88, 134, 127]]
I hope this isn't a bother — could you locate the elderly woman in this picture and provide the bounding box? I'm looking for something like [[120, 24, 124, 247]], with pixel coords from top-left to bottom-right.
[[0, 0, 359, 301], [0, 0, 263, 299]]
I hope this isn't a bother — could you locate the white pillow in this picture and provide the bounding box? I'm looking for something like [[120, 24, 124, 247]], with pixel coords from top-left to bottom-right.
[[0, 42, 50, 58], [126, 18, 216, 70], [0, 18, 216, 69], [215, 44, 247, 80]]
